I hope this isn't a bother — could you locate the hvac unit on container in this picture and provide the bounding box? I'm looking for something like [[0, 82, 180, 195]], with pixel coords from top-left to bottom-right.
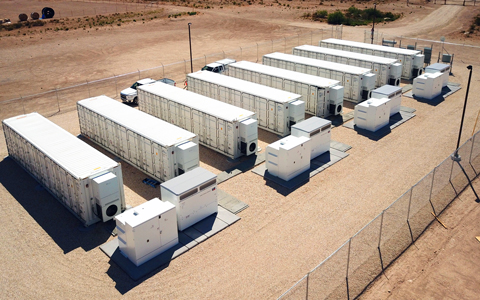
[[186, 71, 305, 137], [115, 198, 178, 266], [77, 95, 200, 183], [412, 72, 443, 100], [262, 52, 376, 104], [225, 61, 344, 118], [319, 38, 424, 80], [354, 98, 390, 132], [160, 167, 218, 231], [291, 117, 331, 159], [266, 135, 311, 181], [371, 85, 403, 116], [2, 113, 126, 226], [293, 45, 402, 88], [137, 82, 258, 159], [425, 63, 450, 87]]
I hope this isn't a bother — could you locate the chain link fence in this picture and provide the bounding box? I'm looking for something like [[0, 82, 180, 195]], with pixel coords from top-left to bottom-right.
[[278, 131, 480, 300], [0, 26, 342, 122]]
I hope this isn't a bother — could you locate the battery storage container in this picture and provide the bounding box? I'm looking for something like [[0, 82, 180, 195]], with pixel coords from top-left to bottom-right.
[[263, 52, 376, 103], [2, 112, 126, 226], [319, 38, 425, 80], [291, 117, 331, 159], [137, 82, 258, 159], [186, 70, 305, 137], [77, 95, 199, 183], [293, 45, 402, 87], [160, 167, 217, 231], [226, 60, 344, 118], [115, 198, 178, 266]]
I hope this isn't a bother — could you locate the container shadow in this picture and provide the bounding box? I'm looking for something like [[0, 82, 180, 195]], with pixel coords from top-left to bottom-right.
[[0, 157, 113, 253]]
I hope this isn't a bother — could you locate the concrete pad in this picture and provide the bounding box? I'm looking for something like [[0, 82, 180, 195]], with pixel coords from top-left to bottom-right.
[[192, 213, 229, 238], [400, 106, 416, 114], [217, 206, 241, 225], [182, 226, 208, 244], [217, 153, 266, 184], [217, 189, 249, 215], [178, 231, 198, 249]]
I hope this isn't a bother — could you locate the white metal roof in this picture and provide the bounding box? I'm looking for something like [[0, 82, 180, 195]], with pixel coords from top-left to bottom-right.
[[2, 112, 119, 179], [230, 61, 341, 88], [321, 38, 422, 56], [292, 116, 331, 132], [138, 82, 256, 122], [115, 198, 175, 227], [294, 45, 398, 65], [263, 52, 372, 76], [160, 167, 216, 195], [187, 71, 302, 103], [77, 96, 197, 148]]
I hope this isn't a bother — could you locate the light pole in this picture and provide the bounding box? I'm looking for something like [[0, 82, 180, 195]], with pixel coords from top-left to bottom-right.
[[451, 65, 479, 202], [371, 3, 376, 44], [188, 23, 193, 74]]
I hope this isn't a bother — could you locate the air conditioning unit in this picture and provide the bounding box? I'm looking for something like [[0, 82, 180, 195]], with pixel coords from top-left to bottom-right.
[[328, 85, 344, 116], [91, 172, 122, 221], [239, 118, 258, 156]]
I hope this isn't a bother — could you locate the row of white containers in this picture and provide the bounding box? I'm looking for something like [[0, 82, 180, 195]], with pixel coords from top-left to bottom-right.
[[262, 52, 377, 103], [186, 70, 305, 136], [225, 60, 344, 118], [293, 45, 402, 88], [319, 38, 425, 80], [2, 113, 126, 226], [137, 82, 259, 159], [77, 96, 200, 183]]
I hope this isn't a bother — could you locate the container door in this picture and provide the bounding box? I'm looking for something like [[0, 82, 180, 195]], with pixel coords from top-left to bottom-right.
[[137, 136, 145, 171], [106, 119, 115, 152], [219, 86, 227, 103], [127, 130, 137, 164], [276, 103, 285, 134], [242, 93, 252, 111], [295, 64, 305, 73], [343, 74, 352, 100], [234, 90, 242, 107], [319, 68, 329, 79], [143, 137, 153, 174], [286, 61, 295, 71], [272, 77, 283, 90], [258, 97, 268, 128], [325, 54, 335, 63], [218, 119, 226, 153], [306, 65, 317, 76], [260, 74, 270, 86], [244, 70, 252, 82], [284, 80, 295, 93], [210, 83, 219, 99], [316, 88, 326, 117], [168, 101, 177, 126], [153, 143, 163, 180], [307, 85, 317, 115], [183, 105, 192, 132], [227, 123, 235, 157], [402, 55, 412, 78], [268, 101, 276, 131], [192, 110, 204, 143], [252, 72, 260, 84], [207, 116, 217, 147], [161, 148, 169, 181], [352, 75, 360, 101], [160, 96, 169, 120], [380, 64, 388, 86]]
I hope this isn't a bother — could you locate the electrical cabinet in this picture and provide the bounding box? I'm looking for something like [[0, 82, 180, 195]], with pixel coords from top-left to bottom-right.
[[354, 98, 390, 132], [425, 63, 450, 87], [412, 72, 443, 100], [371, 85, 403, 116], [291, 117, 331, 159], [266, 136, 311, 181]]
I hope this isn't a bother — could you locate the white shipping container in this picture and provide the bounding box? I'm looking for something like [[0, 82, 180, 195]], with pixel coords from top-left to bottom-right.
[[266, 135, 311, 181], [354, 98, 390, 132], [263, 52, 376, 103], [77, 96, 200, 183], [2, 113, 126, 226], [138, 82, 258, 159], [160, 167, 218, 231], [226, 61, 344, 118], [291, 117, 331, 159], [115, 198, 178, 266], [425, 63, 450, 87], [320, 38, 425, 80], [186, 70, 305, 137], [293, 45, 402, 88], [371, 85, 403, 116], [412, 72, 443, 100]]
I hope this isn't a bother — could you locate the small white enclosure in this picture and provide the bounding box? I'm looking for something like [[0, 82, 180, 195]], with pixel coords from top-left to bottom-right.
[[115, 199, 178, 267], [160, 167, 218, 231], [354, 98, 390, 132], [320, 38, 425, 80], [412, 72, 443, 100], [138, 82, 258, 159], [291, 117, 331, 159], [187, 71, 305, 136], [266, 136, 311, 181], [293, 45, 402, 87], [226, 60, 344, 118], [2, 112, 126, 226], [425, 63, 450, 87], [77, 95, 200, 183], [371, 85, 403, 116], [263, 52, 376, 103]]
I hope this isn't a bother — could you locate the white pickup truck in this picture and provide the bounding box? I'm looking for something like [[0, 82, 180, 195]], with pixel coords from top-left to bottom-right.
[[121, 78, 175, 104], [201, 58, 236, 74]]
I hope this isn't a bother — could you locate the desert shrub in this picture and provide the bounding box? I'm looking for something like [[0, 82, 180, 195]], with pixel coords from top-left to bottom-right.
[[312, 10, 328, 20], [327, 11, 345, 24]]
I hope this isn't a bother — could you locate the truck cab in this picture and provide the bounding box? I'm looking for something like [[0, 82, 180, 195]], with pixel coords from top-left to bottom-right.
[[121, 78, 175, 104], [201, 58, 236, 74]]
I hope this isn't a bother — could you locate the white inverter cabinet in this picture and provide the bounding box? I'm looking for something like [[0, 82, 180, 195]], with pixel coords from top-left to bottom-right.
[[77, 95, 200, 183], [319, 38, 425, 80], [425, 63, 450, 87], [266, 135, 311, 181], [293, 45, 402, 88], [354, 98, 390, 132], [2, 113, 126, 226], [226, 60, 344, 118], [263, 52, 376, 103], [186, 70, 305, 137], [412, 72, 443, 100], [160, 167, 218, 231], [371, 85, 403, 116], [138, 82, 258, 159], [115, 198, 178, 266], [291, 117, 331, 159]]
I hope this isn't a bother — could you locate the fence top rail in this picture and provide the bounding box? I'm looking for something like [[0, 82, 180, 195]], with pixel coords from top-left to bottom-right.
[[277, 274, 309, 300]]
